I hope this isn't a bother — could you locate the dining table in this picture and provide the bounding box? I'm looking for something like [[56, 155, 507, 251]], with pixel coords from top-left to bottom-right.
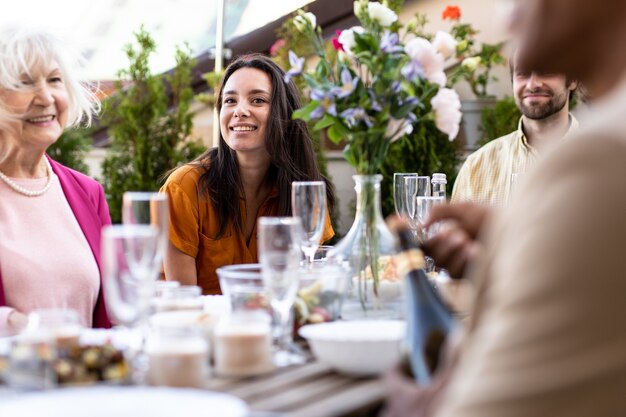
[[0, 334, 387, 417], [206, 360, 386, 417]]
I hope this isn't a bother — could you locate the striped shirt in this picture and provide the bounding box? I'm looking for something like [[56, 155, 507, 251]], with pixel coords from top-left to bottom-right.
[[451, 115, 579, 206]]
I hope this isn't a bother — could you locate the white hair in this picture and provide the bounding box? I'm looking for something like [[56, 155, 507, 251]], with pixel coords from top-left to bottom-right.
[[0, 27, 101, 129]]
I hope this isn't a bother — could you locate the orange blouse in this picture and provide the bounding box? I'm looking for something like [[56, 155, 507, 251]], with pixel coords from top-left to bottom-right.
[[160, 164, 335, 294]]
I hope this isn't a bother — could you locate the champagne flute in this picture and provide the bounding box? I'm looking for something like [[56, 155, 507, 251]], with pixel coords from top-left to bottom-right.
[[291, 181, 327, 264], [101, 224, 159, 380], [415, 196, 446, 242], [122, 192, 169, 281], [393, 172, 418, 217], [404, 175, 431, 237], [258, 216, 304, 366]]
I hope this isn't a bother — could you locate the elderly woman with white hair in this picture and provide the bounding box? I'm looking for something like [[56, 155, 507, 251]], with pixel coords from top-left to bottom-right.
[[0, 28, 111, 335]]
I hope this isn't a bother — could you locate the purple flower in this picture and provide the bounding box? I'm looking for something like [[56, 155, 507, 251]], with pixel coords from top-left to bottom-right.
[[401, 60, 424, 82], [398, 96, 420, 107], [283, 50, 305, 84], [380, 31, 403, 53], [336, 68, 359, 98], [340, 107, 373, 128], [367, 89, 383, 112], [310, 88, 338, 119]]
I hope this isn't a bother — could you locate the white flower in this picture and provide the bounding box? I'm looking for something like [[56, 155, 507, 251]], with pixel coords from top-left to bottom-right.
[[404, 37, 446, 86], [367, 2, 398, 27], [461, 56, 481, 71], [294, 12, 317, 32], [432, 31, 457, 60], [385, 118, 414, 143], [338, 26, 365, 55], [431, 88, 462, 140], [354, 0, 366, 18]]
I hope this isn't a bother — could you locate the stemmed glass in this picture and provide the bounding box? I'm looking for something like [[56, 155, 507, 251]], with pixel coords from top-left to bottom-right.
[[258, 216, 304, 366], [291, 181, 327, 264], [415, 196, 446, 242], [393, 173, 417, 217], [404, 175, 431, 236], [101, 224, 159, 380], [122, 192, 169, 281]]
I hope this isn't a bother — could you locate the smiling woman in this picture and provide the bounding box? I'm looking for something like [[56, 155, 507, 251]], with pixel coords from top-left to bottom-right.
[[0, 27, 111, 335], [160, 54, 336, 294]]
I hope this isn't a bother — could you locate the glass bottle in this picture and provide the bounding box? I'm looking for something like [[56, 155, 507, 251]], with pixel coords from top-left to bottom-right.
[[328, 175, 400, 319], [431, 173, 447, 198], [390, 219, 456, 384]]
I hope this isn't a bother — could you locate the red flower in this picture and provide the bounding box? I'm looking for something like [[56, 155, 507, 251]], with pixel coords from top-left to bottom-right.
[[269, 38, 286, 57], [331, 30, 344, 52], [442, 5, 461, 21]]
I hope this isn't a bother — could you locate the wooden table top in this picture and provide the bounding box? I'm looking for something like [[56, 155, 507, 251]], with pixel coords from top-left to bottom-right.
[[206, 361, 386, 417]]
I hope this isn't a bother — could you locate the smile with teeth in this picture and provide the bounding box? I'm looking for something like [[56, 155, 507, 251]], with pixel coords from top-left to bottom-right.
[[231, 126, 256, 132], [27, 115, 55, 123]]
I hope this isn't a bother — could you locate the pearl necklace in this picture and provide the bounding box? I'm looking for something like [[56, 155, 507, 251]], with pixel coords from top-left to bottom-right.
[[0, 156, 54, 197]]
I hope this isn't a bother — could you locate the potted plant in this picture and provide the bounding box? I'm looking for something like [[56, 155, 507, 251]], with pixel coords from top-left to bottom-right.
[[443, 5, 506, 151]]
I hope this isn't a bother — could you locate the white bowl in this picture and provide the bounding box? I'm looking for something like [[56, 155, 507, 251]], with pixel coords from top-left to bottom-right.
[[298, 320, 406, 376]]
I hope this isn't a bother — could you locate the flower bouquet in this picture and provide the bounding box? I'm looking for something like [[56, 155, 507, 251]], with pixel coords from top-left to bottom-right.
[[286, 0, 462, 315]]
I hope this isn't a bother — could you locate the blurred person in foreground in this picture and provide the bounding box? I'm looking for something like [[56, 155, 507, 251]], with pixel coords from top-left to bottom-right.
[[161, 54, 335, 294], [382, 0, 626, 416], [0, 28, 111, 335], [452, 52, 580, 205]]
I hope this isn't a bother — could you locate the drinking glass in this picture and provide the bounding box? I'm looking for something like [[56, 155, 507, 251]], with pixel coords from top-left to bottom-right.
[[257, 216, 304, 366], [415, 196, 446, 241], [122, 192, 169, 281], [101, 224, 159, 379], [291, 181, 327, 264], [393, 172, 418, 217], [404, 175, 431, 236]]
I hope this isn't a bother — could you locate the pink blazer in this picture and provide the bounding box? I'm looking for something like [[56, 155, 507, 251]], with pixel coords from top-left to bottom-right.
[[0, 157, 112, 328]]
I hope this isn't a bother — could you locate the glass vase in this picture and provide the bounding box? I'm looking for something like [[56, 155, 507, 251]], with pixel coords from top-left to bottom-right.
[[329, 174, 404, 319]]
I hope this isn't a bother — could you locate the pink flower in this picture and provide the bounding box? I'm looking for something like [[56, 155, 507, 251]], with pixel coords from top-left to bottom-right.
[[269, 38, 286, 57], [431, 88, 461, 140], [432, 31, 457, 60], [332, 30, 344, 51], [404, 37, 446, 86]]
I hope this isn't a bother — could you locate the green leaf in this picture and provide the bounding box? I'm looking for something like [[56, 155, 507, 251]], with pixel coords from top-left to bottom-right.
[[327, 123, 349, 143], [313, 114, 337, 130], [292, 101, 319, 121]]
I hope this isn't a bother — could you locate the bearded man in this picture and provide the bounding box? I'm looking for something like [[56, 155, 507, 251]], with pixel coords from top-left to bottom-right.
[[451, 53, 579, 205]]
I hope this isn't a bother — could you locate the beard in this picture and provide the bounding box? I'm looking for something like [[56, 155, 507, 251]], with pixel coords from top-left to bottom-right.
[[517, 88, 569, 120]]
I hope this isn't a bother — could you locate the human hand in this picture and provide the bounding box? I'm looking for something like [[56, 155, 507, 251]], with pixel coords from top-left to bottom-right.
[[422, 202, 490, 278], [380, 364, 449, 417]]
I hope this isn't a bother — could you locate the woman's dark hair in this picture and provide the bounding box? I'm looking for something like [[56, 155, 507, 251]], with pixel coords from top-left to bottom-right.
[[195, 53, 335, 239]]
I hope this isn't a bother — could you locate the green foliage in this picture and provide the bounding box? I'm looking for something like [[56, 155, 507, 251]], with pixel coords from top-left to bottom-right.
[[48, 127, 92, 174], [288, 5, 459, 176], [446, 15, 506, 98], [101, 26, 204, 223], [380, 124, 461, 216], [478, 96, 520, 146]]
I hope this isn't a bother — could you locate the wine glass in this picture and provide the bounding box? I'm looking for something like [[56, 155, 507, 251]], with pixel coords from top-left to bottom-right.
[[122, 192, 169, 281], [291, 181, 327, 264], [393, 172, 417, 217], [257, 216, 304, 366], [404, 175, 431, 236], [415, 196, 446, 242], [101, 224, 159, 380]]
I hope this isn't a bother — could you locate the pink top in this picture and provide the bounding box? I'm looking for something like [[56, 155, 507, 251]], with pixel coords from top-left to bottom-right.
[[0, 173, 100, 333]]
